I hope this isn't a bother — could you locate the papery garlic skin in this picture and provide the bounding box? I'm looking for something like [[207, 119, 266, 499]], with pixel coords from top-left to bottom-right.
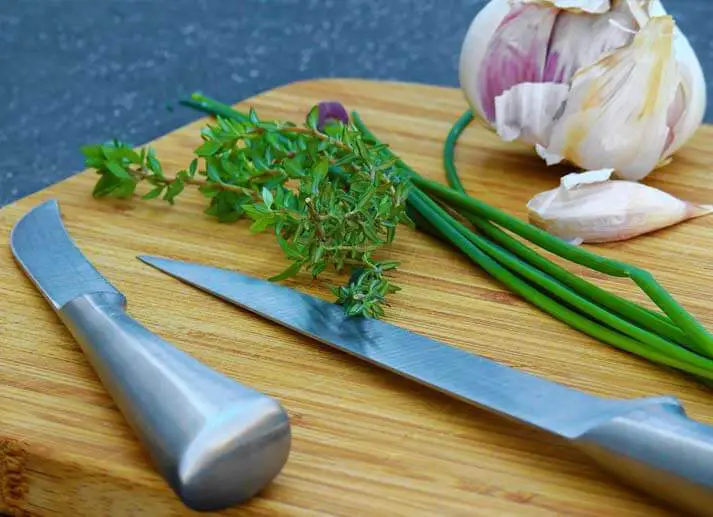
[[647, 2, 707, 157], [459, 0, 706, 180], [527, 169, 713, 243]]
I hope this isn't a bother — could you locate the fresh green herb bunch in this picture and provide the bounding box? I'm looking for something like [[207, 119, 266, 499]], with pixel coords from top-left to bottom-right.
[[82, 104, 413, 318], [84, 91, 713, 383]]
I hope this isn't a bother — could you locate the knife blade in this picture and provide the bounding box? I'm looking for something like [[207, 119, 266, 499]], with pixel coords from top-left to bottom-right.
[[139, 255, 713, 517], [10, 200, 291, 511]]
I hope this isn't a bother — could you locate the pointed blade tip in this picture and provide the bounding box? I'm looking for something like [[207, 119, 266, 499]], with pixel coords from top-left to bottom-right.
[[11, 199, 119, 308], [137, 255, 204, 285], [10, 199, 60, 249], [137, 255, 179, 270]]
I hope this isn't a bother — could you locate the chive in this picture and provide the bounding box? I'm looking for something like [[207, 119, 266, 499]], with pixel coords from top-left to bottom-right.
[[352, 110, 713, 377], [413, 190, 713, 371], [406, 188, 713, 379], [464, 214, 687, 345], [413, 175, 713, 357], [441, 111, 687, 346], [443, 110, 472, 193], [180, 92, 250, 122]]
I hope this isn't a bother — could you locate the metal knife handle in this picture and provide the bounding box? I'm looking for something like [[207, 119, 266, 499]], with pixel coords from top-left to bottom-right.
[[57, 292, 291, 512], [575, 400, 713, 516]]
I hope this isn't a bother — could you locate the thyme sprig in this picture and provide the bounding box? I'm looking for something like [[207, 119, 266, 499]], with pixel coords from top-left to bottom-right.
[[83, 105, 412, 319]]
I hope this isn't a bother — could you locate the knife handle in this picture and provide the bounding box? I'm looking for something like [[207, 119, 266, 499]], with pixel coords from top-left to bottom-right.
[[57, 292, 291, 511], [575, 399, 713, 516]]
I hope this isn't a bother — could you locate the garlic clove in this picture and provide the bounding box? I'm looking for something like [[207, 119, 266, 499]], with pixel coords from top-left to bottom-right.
[[645, 1, 706, 157], [459, 0, 515, 124], [542, 16, 680, 181], [527, 169, 713, 243], [540, 0, 638, 83], [494, 82, 570, 145], [474, 3, 559, 122], [524, 0, 612, 14], [666, 53, 706, 156]]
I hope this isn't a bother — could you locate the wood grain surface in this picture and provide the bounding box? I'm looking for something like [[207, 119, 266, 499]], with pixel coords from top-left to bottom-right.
[[2, 79, 713, 516]]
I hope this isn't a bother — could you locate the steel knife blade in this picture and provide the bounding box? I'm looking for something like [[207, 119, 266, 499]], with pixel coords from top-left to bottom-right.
[[10, 201, 290, 511], [139, 255, 713, 517]]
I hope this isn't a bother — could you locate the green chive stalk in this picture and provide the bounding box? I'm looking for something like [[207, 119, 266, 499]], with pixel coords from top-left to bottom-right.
[[352, 111, 713, 379]]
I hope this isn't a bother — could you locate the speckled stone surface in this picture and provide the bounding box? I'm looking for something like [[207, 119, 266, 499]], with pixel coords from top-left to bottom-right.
[[1, 0, 712, 206]]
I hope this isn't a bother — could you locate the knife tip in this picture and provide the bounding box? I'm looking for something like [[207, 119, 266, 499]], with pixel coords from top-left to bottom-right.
[[137, 255, 168, 268]]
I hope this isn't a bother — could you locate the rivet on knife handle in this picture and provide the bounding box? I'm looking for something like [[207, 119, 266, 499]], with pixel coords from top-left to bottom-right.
[[10, 200, 291, 511], [140, 255, 713, 517]]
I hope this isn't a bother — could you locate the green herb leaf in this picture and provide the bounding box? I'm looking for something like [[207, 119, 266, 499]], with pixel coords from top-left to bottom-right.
[[276, 234, 305, 261], [262, 187, 274, 209], [249, 214, 276, 233], [195, 140, 222, 157], [142, 186, 164, 200], [306, 105, 320, 130], [113, 181, 137, 198], [249, 107, 259, 124], [146, 147, 164, 177], [198, 183, 221, 198], [188, 158, 198, 177], [313, 158, 328, 184], [106, 161, 132, 180], [269, 261, 302, 282], [93, 174, 121, 197], [163, 180, 185, 204]]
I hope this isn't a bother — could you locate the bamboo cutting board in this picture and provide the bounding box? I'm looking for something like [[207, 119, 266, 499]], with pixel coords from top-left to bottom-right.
[[3, 79, 713, 517]]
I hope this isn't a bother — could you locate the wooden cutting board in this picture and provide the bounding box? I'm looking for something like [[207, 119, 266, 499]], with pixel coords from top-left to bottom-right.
[[3, 79, 713, 517]]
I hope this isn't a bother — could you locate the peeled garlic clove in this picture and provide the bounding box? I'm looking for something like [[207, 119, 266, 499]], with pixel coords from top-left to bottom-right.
[[527, 169, 713, 243]]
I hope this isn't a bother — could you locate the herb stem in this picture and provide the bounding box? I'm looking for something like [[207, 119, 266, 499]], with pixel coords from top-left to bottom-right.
[[131, 167, 247, 193], [132, 165, 281, 194], [278, 127, 354, 154]]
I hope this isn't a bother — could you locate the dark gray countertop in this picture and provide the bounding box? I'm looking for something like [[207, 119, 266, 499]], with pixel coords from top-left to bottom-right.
[[2, 0, 712, 207]]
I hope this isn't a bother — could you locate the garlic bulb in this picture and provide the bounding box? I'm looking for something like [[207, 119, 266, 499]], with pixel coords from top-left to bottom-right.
[[459, 0, 706, 180], [527, 169, 712, 242]]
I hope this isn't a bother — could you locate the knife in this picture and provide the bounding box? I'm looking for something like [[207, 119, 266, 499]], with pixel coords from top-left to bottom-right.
[[9, 200, 291, 512], [139, 255, 713, 516]]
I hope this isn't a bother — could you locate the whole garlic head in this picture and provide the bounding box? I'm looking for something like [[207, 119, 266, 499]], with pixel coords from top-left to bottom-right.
[[459, 0, 706, 180]]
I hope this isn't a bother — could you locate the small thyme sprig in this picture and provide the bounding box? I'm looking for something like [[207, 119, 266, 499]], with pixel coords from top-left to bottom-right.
[[83, 104, 412, 318]]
